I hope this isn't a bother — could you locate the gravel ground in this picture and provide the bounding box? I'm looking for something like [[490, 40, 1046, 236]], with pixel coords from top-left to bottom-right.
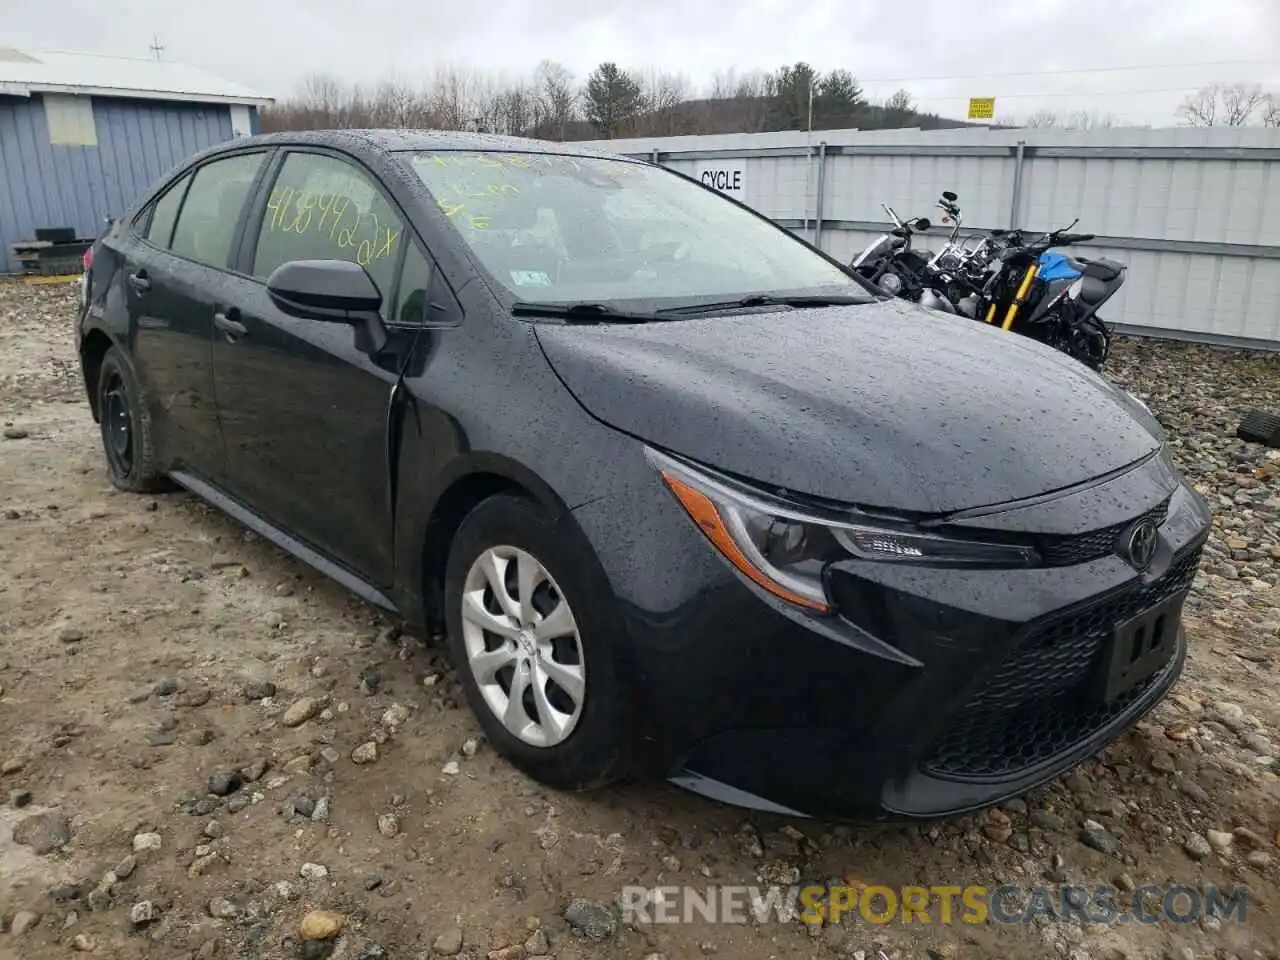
[[1, 278, 1279, 960]]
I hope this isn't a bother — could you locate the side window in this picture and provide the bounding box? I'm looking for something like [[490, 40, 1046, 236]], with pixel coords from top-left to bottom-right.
[[393, 244, 434, 326], [145, 174, 191, 248], [252, 152, 404, 302], [170, 153, 266, 269]]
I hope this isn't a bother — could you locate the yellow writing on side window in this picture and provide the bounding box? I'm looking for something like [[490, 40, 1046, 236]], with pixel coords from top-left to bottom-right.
[[265, 187, 400, 266]]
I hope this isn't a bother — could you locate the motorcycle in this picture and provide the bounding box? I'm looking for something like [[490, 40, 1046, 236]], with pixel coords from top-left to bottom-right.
[[977, 222, 1118, 370], [849, 193, 1125, 371], [849, 202, 935, 300]]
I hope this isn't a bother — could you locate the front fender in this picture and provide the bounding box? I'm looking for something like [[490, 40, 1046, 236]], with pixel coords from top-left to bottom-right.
[[389, 440, 583, 631]]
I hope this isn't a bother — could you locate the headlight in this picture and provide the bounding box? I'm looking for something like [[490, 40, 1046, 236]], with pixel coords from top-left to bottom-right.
[[1127, 390, 1152, 415], [647, 448, 1040, 613], [1114, 387, 1165, 442]]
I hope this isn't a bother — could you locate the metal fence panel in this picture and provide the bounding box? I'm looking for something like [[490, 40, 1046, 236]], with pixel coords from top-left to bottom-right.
[[585, 126, 1280, 347]]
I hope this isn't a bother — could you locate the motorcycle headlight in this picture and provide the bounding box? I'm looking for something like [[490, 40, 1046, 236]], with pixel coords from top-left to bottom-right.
[[647, 449, 1040, 613]]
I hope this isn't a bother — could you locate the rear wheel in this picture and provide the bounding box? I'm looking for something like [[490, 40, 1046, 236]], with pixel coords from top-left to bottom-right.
[[96, 347, 169, 492], [1064, 315, 1110, 371], [444, 494, 627, 790]]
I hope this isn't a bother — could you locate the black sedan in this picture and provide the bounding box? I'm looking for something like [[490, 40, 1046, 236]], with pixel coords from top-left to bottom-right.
[[77, 130, 1211, 820]]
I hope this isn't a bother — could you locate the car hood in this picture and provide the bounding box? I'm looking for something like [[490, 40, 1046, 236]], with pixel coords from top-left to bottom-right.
[[534, 299, 1162, 514]]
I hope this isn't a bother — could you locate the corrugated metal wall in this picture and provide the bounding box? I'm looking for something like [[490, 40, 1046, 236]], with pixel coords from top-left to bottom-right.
[[0, 93, 236, 270], [586, 127, 1280, 347]]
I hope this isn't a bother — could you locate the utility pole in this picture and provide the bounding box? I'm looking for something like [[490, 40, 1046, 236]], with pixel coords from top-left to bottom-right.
[[803, 73, 816, 237], [807, 74, 815, 134], [149, 35, 165, 62]]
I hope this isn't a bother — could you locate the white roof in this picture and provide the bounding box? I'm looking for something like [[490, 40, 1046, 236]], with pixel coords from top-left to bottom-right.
[[0, 47, 273, 107]]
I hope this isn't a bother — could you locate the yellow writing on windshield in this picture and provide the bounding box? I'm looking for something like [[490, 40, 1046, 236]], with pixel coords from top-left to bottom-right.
[[436, 198, 491, 230], [419, 152, 583, 172], [446, 181, 520, 199], [264, 186, 401, 267]]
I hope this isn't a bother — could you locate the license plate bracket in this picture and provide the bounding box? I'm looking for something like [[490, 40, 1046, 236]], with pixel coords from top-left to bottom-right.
[[1093, 594, 1184, 702]]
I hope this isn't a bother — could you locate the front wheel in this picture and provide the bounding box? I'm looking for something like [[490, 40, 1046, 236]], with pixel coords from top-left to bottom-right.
[[443, 494, 628, 791]]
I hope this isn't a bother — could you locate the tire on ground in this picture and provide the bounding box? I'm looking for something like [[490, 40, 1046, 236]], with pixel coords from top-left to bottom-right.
[[443, 493, 628, 791], [96, 346, 170, 493]]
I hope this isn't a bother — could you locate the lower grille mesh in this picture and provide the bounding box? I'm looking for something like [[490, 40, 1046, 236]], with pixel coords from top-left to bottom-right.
[[922, 547, 1202, 780]]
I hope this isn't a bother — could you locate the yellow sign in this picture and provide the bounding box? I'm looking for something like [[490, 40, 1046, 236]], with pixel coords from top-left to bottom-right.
[[968, 97, 996, 121]]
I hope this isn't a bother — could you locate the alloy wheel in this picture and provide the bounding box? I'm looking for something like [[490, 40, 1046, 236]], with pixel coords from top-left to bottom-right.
[[101, 371, 134, 478], [460, 545, 586, 748]]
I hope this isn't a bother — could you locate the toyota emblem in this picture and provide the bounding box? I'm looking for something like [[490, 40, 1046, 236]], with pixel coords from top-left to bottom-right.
[[1125, 519, 1159, 571]]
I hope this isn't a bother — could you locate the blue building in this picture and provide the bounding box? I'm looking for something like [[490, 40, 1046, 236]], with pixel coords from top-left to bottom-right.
[[0, 47, 272, 271]]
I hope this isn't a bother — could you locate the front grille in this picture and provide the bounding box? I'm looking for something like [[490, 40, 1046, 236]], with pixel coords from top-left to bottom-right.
[[922, 546, 1202, 781], [1038, 498, 1171, 567], [923, 667, 1170, 779]]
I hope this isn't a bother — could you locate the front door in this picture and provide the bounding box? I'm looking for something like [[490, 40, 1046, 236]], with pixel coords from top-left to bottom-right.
[[211, 149, 416, 587]]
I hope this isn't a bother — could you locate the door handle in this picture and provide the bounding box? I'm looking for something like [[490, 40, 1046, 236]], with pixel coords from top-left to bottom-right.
[[128, 271, 150, 292], [213, 311, 247, 342]]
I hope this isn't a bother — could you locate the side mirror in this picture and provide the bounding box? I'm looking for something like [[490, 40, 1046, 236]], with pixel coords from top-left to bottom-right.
[[912, 217, 931, 231], [267, 259, 388, 354], [266, 259, 382, 322], [942, 191, 958, 202]]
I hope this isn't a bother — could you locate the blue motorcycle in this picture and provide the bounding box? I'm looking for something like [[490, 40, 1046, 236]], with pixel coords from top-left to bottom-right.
[[975, 220, 1123, 370]]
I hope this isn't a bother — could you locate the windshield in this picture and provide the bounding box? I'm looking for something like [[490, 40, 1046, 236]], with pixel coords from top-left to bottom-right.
[[402, 151, 869, 308]]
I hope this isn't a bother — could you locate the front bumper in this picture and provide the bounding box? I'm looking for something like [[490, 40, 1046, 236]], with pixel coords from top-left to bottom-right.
[[585, 456, 1211, 822]]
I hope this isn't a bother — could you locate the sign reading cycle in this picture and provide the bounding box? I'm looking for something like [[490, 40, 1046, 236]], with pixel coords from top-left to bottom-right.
[[695, 163, 746, 199]]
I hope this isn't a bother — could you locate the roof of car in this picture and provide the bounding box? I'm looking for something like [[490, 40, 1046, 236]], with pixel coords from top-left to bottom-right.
[[227, 129, 635, 161]]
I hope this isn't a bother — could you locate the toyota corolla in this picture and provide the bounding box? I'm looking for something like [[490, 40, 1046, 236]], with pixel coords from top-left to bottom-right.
[[77, 130, 1211, 820]]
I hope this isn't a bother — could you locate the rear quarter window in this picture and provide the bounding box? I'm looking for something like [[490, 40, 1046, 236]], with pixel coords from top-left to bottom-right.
[[142, 173, 191, 248]]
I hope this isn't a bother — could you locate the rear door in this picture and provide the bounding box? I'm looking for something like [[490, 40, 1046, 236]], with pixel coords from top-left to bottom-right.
[[125, 150, 270, 480], [211, 148, 418, 586]]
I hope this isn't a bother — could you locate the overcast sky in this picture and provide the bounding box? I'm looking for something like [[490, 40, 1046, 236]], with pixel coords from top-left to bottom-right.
[[6, 0, 1279, 125]]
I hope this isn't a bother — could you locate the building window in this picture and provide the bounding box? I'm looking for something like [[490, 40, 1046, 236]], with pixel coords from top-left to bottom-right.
[[43, 94, 98, 147]]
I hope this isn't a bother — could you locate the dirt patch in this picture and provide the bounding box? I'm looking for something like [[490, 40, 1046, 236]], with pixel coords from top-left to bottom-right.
[[1, 279, 1279, 960]]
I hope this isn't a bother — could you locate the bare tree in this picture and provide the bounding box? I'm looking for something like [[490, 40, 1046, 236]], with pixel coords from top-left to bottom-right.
[[429, 67, 479, 131], [884, 89, 914, 113], [1178, 82, 1267, 126], [709, 68, 739, 101], [1021, 109, 1062, 128], [1017, 109, 1119, 130], [299, 73, 343, 114], [490, 80, 537, 136], [370, 75, 417, 128], [533, 60, 577, 140], [1221, 83, 1268, 126], [734, 70, 773, 132], [636, 68, 691, 136], [1264, 94, 1280, 128]]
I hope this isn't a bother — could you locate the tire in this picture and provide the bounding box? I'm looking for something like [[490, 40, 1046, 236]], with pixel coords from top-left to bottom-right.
[[1238, 409, 1280, 447], [444, 493, 627, 791], [96, 347, 170, 493]]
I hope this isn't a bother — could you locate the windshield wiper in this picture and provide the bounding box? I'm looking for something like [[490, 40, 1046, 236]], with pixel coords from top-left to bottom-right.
[[511, 301, 656, 324], [654, 294, 872, 316]]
